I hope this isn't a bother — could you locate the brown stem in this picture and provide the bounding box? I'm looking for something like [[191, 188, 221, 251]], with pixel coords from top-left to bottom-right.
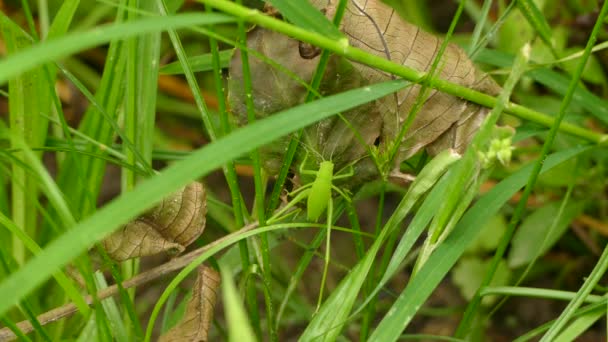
[[0, 223, 258, 341]]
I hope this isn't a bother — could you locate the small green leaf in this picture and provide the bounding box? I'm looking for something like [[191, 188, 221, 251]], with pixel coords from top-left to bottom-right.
[[508, 201, 585, 268], [466, 214, 508, 254], [452, 257, 511, 305]]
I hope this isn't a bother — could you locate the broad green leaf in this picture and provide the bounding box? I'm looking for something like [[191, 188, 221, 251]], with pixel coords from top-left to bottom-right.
[[508, 201, 585, 268], [452, 257, 511, 305], [497, 7, 535, 55], [466, 214, 508, 254]]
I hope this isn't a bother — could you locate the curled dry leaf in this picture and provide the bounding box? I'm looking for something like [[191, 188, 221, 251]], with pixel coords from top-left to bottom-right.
[[159, 265, 220, 342], [313, 0, 501, 159], [103, 182, 207, 261], [228, 0, 501, 187]]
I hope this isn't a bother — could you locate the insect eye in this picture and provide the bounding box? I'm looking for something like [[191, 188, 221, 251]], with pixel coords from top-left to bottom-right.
[[299, 42, 321, 59]]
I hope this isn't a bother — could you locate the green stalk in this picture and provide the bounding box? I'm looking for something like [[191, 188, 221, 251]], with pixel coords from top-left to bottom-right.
[[200, 0, 606, 145], [388, 0, 466, 166], [457, 1, 608, 337], [234, 0, 274, 338], [265, 0, 349, 218], [359, 182, 386, 340], [1, 13, 49, 266]]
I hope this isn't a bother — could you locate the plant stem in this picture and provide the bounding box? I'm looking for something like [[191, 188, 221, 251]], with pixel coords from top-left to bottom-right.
[[0, 222, 260, 341], [199, 0, 607, 145]]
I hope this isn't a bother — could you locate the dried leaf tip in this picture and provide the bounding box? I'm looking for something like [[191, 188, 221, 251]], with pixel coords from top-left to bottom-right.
[[103, 182, 207, 261], [159, 266, 221, 342]]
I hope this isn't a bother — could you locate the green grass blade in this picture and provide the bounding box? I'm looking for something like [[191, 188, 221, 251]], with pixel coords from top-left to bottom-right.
[[0, 317, 32, 342], [159, 50, 233, 74], [0, 79, 409, 317], [541, 245, 608, 340], [475, 49, 608, 126], [300, 150, 460, 342], [1, 14, 50, 265], [554, 309, 604, 342], [516, 0, 555, 53], [202, 0, 606, 145], [0, 13, 235, 86], [220, 263, 256, 342], [0, 212, 88, 314], [47, 0, 80, 39], [266, 0, 343, 39], [157, 0, 220, 142], [367, 146, 591, 342]]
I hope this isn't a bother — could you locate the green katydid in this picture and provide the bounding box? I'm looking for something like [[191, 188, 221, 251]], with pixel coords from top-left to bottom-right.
[[270, 146, 357, 222], [270, 150, 356, 311], [296, 157, 354, 222]]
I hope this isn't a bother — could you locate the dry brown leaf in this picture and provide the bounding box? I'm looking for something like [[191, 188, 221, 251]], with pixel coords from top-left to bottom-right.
[[228, 0, 501, 187], [312, 0, 501, 162], [159, 265, 220, 342], [103, 182, 207, 261]]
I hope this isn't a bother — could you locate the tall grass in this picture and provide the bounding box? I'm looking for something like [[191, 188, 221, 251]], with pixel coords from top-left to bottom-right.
[[0, 0, 607, 341]]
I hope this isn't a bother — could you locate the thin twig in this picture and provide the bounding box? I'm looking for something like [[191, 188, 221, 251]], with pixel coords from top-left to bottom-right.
[[0, 222, 258, 341]]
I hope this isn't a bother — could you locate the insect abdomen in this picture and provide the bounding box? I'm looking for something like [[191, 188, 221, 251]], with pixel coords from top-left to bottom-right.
[[307, 161, 334, 221]]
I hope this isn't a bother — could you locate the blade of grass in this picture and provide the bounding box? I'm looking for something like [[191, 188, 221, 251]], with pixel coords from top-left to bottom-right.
[[203, 5, 252, 332], [475, 48, 608, 126], [0, 13, 235, 86], [159, 50, 232, 74], [0, 317, 32, 342], [144, 221, 358, 342], [516, 0, 556, 54], [234, 0, 273, 337], [368, 146, 592, 342], [1, 14, 50, 265], [0, 239, 51, 341], [121, 1, 162, 335], [300, 150, 461, 341], [220, 262, 256, 342], [265, 0, 344, 39], [94, 272, 129, 342], [0, 212, 88, 315], [201, 0, 607, 145], [460, 2, 608, 337], [514, 301, 607, 341], [0, 79, 409, 317]]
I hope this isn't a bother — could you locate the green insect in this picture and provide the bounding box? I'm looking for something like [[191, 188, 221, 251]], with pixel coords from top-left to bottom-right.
[[286, 154, 353, 222], [280, 153, 354, 311]]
